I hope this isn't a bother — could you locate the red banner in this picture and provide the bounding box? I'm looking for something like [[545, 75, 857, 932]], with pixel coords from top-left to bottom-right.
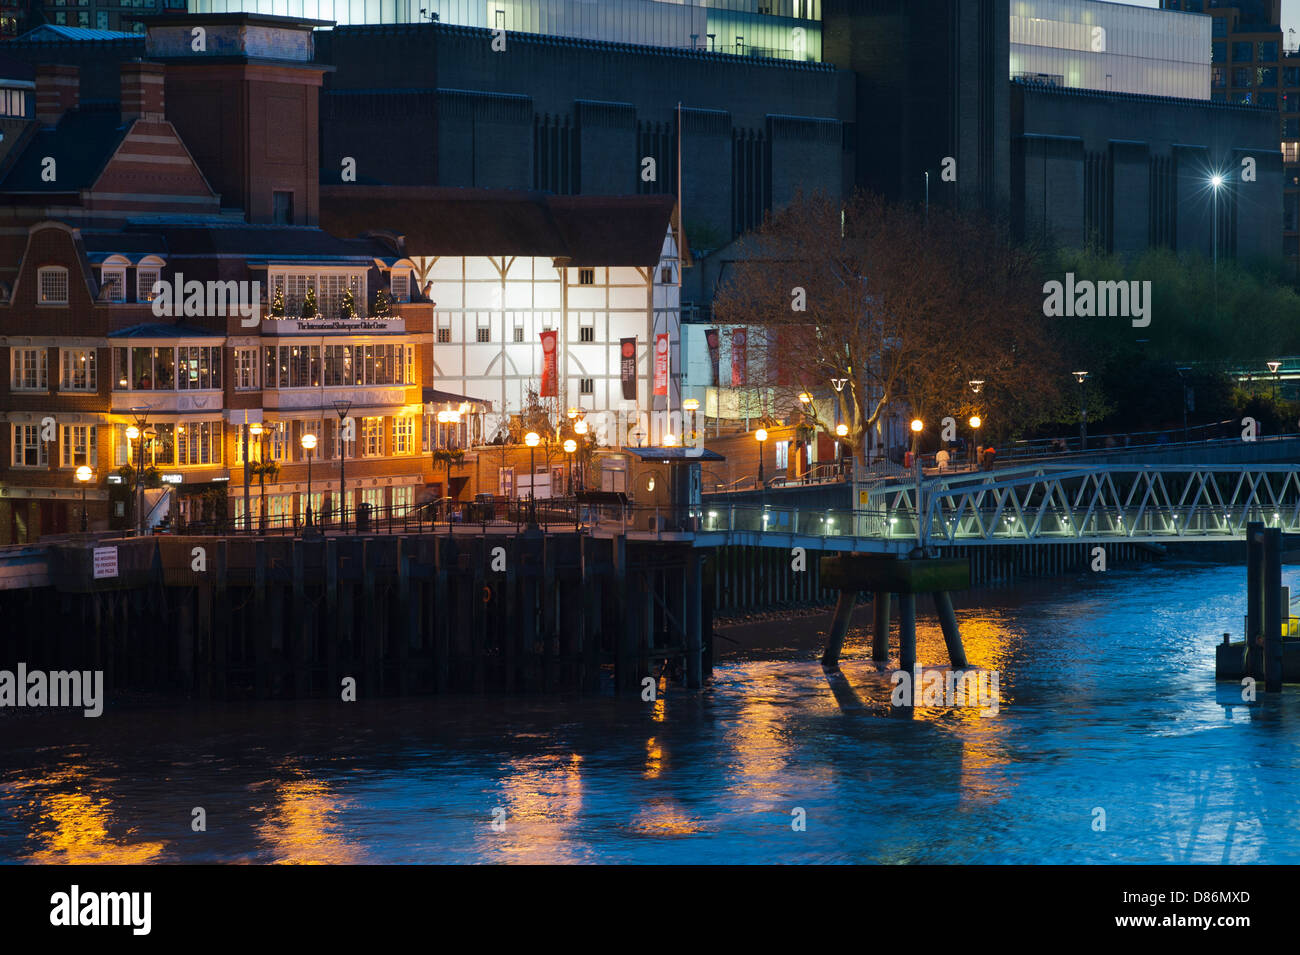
[[653, 333, 669, 396], [540, 330, 558, 397], [731, 327, 747, 387]]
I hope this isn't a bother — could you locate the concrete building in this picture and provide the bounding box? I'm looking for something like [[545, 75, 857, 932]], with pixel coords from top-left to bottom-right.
[[1011, 0, 1210, 99], [187, 0, 824, 61]]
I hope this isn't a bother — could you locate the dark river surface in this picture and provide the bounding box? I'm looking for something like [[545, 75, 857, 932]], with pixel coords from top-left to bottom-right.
[[3, 561, 1300, 864]]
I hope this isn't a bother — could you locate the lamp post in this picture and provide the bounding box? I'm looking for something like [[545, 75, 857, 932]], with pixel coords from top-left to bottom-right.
[[125, 412, 150, 536], [910, 417, 924, 548], [1268, 360, 1282, 402], [573, 416, 588, 491], [1210, 173, 1224, 316], [301, 432, 317, 530], [835, 422, 848, 472], [968, 415, 981, 470], [755, 427, 768, 486], [333, 399, 352, 531], [525, 431, 540, 526], [249, 422, 265, 530], [1073, 371, 1089, 451], [76, 465, 92, 532]]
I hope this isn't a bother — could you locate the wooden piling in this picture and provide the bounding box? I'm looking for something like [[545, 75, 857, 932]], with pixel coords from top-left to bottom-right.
[[871, 591, 891, 662], [932, 590, 969, 668], [821, 589, 857, 669], [898, 592, 917, 673]]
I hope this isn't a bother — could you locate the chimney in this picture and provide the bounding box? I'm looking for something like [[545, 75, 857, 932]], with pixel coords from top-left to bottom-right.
[[119, 60, 166, 124], [34, 64, 79, 128]]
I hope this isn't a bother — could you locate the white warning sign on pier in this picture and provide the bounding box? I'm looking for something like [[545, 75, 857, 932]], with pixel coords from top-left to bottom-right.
[[92, 546, 119, 580]]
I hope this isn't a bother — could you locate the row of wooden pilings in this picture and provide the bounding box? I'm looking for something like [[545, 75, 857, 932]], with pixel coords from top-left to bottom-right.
[[0, 533, 714, 699]]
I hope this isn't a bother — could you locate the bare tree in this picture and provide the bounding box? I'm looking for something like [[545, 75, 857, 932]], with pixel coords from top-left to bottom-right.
[[713, 190, 1065, 455]]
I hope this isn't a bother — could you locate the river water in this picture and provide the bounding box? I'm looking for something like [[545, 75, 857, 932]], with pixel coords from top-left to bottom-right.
[[3, 561, 1299, 864]]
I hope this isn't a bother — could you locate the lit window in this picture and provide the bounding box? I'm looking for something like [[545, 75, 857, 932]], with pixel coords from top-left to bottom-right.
[[60, 424, 97, 468], [137, 268, 161, 302], [11, 424, 48, 467], [438, 328, 451, 343], [38, 267, 68, 305], [60, 348, 97, 391]]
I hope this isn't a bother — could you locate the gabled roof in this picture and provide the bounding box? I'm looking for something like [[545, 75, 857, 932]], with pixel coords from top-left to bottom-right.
[[320, 186, 677, 267], [0, 107, 129, 192]]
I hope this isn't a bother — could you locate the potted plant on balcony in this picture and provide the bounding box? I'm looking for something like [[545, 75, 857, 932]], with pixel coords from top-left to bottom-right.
[[269, 285, 285, 319], [300, 286, 318, 319], [372, 288, 392, 318]]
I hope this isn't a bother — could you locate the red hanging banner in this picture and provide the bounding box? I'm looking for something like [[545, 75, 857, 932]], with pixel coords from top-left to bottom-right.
[[653, 333, 670, 396], [731, 327, 747, 387], [540, 329, 558, 397]]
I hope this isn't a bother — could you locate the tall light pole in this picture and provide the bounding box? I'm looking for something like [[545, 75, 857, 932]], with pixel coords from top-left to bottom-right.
[[1073, 371, 1089, 451], [755, 427, 768, 487], [125, 411, 150, 536], [573, 416, 588, 491], [249, 422, 265, 531], [835, 422, 848, 472], [76, 465, 92, 532], [525, 431, 540, 526], [968, 415, 981, 470], [1210, 173, 1224, 317], [830, 377, 848, 473], [1268, 360, 1282, 402], [333, 399, 352, 531], [910, 417, 924, 548], [242, 412, 252, 534], [301, 432, 317, 530]]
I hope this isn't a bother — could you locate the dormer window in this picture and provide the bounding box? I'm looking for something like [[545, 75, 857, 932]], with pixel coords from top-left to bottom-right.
[[390, 269, 411, 303], [137, 267, 161, 303], [38, 267, 68, 305], [100, 267, 126, 303]]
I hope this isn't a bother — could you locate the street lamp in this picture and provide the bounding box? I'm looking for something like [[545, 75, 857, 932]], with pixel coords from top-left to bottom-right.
[[1073, 371, 1089, 451], [524, 431, 540, 525], [910, 418, 924, 547], [1268, 360, 1282, 401], [755, 427, 768, 486], [968, 379, 985, 395], [968, 415, 981, 469], [249, 422, 266, 530], [1209, 173, 1225, 314], [301, 432, 317, 530], [333, 399, 352, 531], [76, 465, 92, 532]]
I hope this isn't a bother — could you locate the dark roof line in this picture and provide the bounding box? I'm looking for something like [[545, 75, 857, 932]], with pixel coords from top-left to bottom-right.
[[329, 21, 835, 72], [1011, 77, 1275, 112]]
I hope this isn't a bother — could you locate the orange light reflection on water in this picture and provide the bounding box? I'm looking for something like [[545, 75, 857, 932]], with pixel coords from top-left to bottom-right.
[[18, 767, 167, 865]]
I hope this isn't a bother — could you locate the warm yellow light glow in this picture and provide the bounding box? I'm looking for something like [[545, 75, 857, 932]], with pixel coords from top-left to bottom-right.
[[663, 433, 678, 446], [835, 423, 848, 437], [75, 465, 92, 482], [563, 439, 577, 453], [755, 428, 768, 442], [567, 407, 579, 419], [249, 422, 263, 436], [524, 431, 540, 447], [574, 419, 588, 435], [301, 433, 317, 451], [798, 392, 812, 404], [683, 398, 699, 411], [969, 416, 981, 429], [125, 425, 140, 441], [910, 419, 923, 433]]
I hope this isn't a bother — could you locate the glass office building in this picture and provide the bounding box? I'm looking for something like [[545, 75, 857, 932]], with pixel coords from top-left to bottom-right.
[[188, 0, 822, 61], [1010, 0, 1210, 99]]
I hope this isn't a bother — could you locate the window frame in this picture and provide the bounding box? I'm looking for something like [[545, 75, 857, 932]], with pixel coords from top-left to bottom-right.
[[37, 266, 69, 306]]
